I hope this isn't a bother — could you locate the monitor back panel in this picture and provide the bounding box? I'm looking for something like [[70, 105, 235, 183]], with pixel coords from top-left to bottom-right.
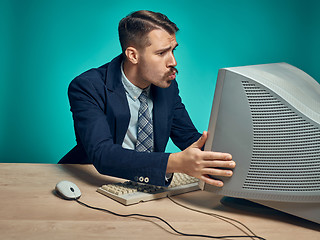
[[200, 63, 320, 204]]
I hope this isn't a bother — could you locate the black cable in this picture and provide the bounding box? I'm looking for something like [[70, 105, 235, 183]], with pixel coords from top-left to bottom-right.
[[75, 199, 266, 239], [168, 196, 264, 240]]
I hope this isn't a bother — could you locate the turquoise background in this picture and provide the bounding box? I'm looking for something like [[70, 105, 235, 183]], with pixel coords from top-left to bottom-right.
[[1, 0, 319, 163]]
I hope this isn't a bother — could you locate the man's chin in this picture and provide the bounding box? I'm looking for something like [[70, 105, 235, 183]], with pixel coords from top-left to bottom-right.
[[153, 79, 173, 88], [163, 80, 172, 88]]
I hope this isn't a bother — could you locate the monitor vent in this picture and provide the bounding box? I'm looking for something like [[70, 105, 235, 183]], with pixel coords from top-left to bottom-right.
[[241, 81, 320, 192]]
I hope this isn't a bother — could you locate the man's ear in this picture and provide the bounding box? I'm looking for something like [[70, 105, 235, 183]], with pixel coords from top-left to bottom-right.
[[125, 47, 139, 64]]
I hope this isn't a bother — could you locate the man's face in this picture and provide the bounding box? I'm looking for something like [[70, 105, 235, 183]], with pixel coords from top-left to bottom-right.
[[136, 29, 178, 89]]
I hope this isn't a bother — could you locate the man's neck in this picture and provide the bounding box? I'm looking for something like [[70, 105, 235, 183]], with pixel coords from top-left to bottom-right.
[[123, 59, 150, 89]]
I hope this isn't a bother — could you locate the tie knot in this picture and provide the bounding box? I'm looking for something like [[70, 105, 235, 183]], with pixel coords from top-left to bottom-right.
[[138, 90, 148, 103]]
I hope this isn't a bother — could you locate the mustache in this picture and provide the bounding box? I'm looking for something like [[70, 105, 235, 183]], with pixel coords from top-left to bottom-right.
[[166, 67, 178, 76]]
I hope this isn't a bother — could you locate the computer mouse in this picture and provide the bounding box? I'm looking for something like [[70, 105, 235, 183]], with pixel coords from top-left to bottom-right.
[[55, 180, 81, 200]]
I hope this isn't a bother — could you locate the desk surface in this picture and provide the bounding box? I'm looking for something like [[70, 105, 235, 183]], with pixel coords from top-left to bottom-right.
[[0, 163, 318, 240]]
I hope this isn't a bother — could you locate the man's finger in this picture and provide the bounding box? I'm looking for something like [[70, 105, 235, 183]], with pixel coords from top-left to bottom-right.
[[202, 160, 236, 169], [201, 151, 233, 161], [200, 175, 224, 187], [192, 131, 208, 149], [202, 167, 234, 177]]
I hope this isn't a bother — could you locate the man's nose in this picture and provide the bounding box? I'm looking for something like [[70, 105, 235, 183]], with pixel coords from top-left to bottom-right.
[[167, 52, 177, 67]]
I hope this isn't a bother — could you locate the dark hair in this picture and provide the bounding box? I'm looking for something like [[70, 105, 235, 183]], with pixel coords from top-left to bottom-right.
[[118, 10, 179, 53]]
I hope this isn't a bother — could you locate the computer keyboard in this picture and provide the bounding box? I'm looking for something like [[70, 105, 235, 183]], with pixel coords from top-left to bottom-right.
[[97, 173, 200, 205]]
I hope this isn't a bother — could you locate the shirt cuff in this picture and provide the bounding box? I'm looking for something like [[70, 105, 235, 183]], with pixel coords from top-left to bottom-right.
[[165, 173, 173, 182]]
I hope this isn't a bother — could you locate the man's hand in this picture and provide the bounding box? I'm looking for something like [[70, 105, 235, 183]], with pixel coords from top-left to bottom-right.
[[167, 131, 235, 187]]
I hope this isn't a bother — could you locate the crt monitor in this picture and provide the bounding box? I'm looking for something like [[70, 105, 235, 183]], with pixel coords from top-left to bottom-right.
[[199, 62, 320, 224]]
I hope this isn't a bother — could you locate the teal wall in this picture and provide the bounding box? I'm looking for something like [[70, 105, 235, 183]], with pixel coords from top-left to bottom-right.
[[1, 0, 319, 163]]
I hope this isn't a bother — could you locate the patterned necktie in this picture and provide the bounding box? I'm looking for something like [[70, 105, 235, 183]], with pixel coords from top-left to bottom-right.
[[136, 90, 153, 152]]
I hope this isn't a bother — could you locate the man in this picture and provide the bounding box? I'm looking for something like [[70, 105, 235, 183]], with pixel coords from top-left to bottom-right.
[[59, 10, 235, 187]]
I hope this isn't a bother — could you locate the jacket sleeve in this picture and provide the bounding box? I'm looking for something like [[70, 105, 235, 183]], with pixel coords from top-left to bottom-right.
[[68, 74, 170, 186]]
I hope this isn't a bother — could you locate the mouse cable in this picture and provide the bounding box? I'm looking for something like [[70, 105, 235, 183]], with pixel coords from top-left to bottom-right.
[[75, 199, 266, 240], [168, 196, 263, 240], [168, 196, 257, 238]]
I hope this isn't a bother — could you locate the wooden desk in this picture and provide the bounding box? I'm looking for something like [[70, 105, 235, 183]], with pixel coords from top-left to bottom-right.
[[0, 163, 318, 239]]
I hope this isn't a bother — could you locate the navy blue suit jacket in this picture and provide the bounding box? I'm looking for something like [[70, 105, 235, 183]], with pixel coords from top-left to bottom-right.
[[59, 54, 201, 186]]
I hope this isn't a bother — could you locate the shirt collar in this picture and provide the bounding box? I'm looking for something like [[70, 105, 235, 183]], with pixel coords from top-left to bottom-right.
[[121, 61, 151, 101]]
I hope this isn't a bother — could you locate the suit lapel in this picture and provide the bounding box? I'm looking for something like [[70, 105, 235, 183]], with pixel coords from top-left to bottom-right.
[[105, 55, 130, 145], [151, 85, 168, 152]]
